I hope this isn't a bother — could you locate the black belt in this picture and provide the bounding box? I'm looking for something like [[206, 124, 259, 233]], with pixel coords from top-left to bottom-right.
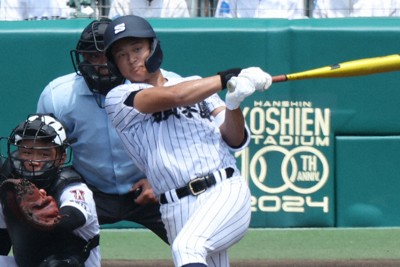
[[159, 167, 234, 204]]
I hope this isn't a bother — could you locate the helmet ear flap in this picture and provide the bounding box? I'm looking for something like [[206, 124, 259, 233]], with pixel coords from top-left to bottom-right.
[[145, 38, 163, 73]]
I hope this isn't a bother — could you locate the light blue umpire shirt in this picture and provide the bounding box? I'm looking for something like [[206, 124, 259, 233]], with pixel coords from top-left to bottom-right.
[[37, 69, 181, 194]]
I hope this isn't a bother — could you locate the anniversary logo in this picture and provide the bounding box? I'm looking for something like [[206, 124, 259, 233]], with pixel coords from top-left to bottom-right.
[[237, 99, 333, 227]]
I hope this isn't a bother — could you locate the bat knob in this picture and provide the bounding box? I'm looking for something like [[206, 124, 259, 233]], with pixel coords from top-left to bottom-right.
[[227, 79, 236, 92]]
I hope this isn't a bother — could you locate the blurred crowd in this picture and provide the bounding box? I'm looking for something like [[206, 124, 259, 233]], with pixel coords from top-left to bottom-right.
[[1, 0, 400, 20]]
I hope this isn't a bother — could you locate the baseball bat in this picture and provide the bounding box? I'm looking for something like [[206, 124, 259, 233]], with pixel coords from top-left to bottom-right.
[[227, 54, 400, 91]]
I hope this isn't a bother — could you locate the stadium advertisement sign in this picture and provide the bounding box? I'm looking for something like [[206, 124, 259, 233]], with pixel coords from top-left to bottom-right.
[[237, 96, 334, 227]]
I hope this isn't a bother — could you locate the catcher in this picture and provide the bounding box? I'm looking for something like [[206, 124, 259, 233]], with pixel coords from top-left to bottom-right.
[[0, 114, 100, 267]]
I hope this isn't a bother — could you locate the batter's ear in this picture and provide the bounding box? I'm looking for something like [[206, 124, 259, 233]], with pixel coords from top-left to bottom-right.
[[145, 38, 163, 73]]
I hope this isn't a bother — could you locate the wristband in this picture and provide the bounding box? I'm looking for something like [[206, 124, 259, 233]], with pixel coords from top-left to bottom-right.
[[217, 68, 242, 89]]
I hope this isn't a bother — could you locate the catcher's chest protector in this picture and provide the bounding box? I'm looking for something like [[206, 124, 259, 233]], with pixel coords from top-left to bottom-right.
[[48, 167, 83, 204], [3, 205, 72, 267]]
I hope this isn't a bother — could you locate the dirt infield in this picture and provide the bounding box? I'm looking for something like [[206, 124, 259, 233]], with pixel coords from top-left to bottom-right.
[[102, 259, 400, 266]]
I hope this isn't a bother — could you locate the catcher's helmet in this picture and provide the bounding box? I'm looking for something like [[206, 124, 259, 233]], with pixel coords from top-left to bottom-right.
[[104, 15, 163, 74], [7, 114, 72, 189], [70, 18, 125, 103]]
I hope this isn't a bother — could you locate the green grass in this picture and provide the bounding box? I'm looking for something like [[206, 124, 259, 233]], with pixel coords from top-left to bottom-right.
[[100, 228, 400, 260]]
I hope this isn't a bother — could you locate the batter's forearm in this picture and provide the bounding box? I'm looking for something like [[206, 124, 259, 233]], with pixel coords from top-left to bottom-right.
[[220, 109, 246, 147], [135, 76, 222, 113]]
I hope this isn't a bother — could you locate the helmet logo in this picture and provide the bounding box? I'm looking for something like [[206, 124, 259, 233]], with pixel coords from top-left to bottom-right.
[[114, 23, 126, 34]]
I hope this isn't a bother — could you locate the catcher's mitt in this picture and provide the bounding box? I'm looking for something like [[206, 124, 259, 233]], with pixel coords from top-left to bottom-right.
[[0, 178, 61, 231]]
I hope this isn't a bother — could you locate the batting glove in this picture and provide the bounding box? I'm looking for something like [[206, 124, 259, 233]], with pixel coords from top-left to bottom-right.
[[225, 77, 255, 110], [239, 67, 272, 92]]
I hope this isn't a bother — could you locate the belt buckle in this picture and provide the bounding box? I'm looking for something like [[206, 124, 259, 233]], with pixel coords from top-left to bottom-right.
[[188, 177, 207, 196]]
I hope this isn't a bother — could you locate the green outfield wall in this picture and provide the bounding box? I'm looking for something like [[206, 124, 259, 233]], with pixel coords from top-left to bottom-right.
[[1, 18, 399, 228]]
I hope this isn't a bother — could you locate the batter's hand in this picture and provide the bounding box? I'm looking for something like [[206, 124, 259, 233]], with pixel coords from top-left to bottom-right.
[[225, 77, 255, 110], [238, 67, 272, 92], [131, 179, 158, 204]]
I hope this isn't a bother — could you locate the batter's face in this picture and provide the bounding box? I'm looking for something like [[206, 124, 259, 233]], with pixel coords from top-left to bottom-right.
[[111, 37, 152, 82], [17, 140, 65, 172]]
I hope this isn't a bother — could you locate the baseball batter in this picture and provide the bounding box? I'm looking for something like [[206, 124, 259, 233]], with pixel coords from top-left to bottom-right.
[[37, 19, 181, 245], [0, 114, 100, 267], [103, 15, 272, 267]]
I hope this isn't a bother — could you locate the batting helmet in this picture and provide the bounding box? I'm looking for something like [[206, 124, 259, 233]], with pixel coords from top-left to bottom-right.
[[104, 15, 163, 74], [7, 114, 72, 189], [70, 18, 125, 101]]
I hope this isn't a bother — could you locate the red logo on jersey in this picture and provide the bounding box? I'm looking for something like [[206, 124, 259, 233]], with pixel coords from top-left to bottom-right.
[[70, 190, 85, 201]]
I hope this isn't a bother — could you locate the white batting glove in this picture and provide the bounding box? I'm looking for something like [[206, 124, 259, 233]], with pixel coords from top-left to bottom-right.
[[225, 77, 255, 110], [238, 67, 272, 92]]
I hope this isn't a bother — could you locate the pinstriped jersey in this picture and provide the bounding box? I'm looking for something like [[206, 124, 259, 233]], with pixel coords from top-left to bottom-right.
[[105, 76, 248, 196]]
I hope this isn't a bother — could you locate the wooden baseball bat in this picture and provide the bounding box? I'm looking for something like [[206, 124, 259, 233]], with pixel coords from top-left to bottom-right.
[[227, 54, 400, 91]]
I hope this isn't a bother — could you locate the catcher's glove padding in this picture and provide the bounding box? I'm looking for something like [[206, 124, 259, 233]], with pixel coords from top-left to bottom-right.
[[0, 179, 61, 231]]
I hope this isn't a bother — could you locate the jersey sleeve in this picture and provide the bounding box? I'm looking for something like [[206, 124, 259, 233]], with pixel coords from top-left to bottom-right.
[[59, 183, 95, 222], [105, 83, 153, 132], [204, 93, 225, 112]]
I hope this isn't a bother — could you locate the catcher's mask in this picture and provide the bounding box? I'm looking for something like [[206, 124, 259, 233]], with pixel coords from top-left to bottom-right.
[[7, 114, 73, 190], [70, 18, 125, 108]]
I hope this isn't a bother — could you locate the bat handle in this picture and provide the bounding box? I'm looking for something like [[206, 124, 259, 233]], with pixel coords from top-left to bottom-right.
[[272, 75, 287, 83], [227, 74, 286, 92]]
